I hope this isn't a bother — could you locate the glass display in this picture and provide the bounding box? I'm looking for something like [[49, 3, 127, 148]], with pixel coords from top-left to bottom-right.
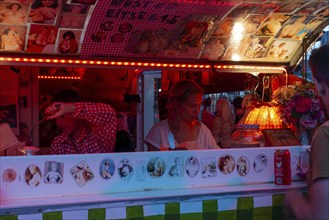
[[231, 124, 265, 148]]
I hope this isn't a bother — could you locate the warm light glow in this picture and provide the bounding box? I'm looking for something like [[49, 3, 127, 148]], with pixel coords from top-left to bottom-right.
[[245, 106, 282, 130], [38, 76, 81, 80], [231, 21, 244, 43], [231, 54, 241, 61]]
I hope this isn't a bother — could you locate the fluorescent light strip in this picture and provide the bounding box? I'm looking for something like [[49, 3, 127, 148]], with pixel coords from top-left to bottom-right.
[[0, 57, 285, 73]]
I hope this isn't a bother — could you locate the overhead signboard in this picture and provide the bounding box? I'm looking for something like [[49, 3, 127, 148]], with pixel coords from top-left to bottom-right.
[[0, 0, 328, 65]]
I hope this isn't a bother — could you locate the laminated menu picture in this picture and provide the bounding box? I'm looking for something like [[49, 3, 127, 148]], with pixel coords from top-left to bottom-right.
[[218, 154, 235, 175], [44, 161, 63, 184], [2, 168, 17, 183], [28, 0, 62, 24], [267, 39, 299, 60], [168, 157, 184, 177], [253, 154, 268, 173], [118, 159, 134, 181], [199, 36, 228, 61], [185, 156, 200, 177], [135, 160, 146, 181], [237, 156, 250, 177], [201, 157, 217, 178], [147, 157, 166, 178], [70, 161, 94, 187], [0, 25, 26, 52], [25, 164, 42, 187], [100, 158, 115, 180], [0, 2, 29, 25], [244, 36, 271, 59]]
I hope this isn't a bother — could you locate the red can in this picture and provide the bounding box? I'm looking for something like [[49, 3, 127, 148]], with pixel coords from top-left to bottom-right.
[[274, 149, 292, 185]]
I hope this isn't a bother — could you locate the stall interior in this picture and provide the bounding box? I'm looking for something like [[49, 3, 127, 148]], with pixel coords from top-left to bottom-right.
[[1, 0, 328, 155], [1, 64, 319, 156]]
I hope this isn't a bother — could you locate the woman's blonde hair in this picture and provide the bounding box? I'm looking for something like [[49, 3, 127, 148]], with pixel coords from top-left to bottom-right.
[[167, 79, 203, 118]]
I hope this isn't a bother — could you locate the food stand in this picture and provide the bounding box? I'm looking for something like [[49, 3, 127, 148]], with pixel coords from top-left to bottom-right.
[[1, 0, 328, 218], [1, 146, 308, 219]]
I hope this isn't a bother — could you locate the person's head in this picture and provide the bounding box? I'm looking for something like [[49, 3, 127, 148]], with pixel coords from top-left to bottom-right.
[[216, 98, 232, 115], [63, 31, 76, 40], [32, 0, 58, 9], [203, 97, 212, 108], [308, 44, 329, 119], [233, 96, 243, 109], [71, 5, 83, 13], [168, 79, 203, 122], [51, 162, 58, 171], [7, 3, 22, 10], [51, 89, 83, 135], [7, 27, 18, 37], [242, 94, 252, 108], [40, 26, 49, 34], [2, 26, 16, 35]]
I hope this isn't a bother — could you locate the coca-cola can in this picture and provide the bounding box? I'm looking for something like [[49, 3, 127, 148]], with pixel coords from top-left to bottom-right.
[[274, 149, 292, 185]]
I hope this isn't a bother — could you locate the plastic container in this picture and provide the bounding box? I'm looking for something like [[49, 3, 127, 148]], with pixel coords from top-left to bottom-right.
[[230, 124, 265, 148]]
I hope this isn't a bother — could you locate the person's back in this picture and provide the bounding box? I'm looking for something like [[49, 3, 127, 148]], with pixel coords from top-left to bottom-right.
[[201, 97, 215, 131], [44, 89, 117, 154], [285, 44, 329, 220], [212, 98, 235, 148]]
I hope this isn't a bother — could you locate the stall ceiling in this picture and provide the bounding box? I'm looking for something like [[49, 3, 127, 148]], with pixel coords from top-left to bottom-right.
[[0, 0, 328, 68]]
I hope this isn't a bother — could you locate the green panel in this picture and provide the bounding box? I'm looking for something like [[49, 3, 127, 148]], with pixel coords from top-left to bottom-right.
[[237, 197, 254, 220], [272, 206, 284, 220], [253, 207, 272, 220], [272, 194, 285, 220], [203, 200, 218, 213], [144, 215, 165, 220], [237, 197, 253, 209], [181, 213, 202, 220], [43, 211, 62, 220], [165, 214, 180, 220], [236, 209, 253, 220], [0, 215, 18, 220], [203, 212, 217, 220], [165, 203, 180, 215], [272, 194, 284, 206], [88, 208, 105, 220], [126, 206, 144, 218], [217, 210, 237, 220]]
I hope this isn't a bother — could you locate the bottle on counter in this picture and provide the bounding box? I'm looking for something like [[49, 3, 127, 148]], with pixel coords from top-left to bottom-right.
[[274, 149, 292, 185]]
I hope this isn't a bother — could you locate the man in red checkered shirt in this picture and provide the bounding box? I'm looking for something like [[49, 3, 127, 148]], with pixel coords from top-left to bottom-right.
[[44, 89, 117, 154]]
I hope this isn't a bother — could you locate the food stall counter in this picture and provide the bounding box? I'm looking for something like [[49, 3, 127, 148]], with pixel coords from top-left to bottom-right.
[[0, 146, 308, 219]]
